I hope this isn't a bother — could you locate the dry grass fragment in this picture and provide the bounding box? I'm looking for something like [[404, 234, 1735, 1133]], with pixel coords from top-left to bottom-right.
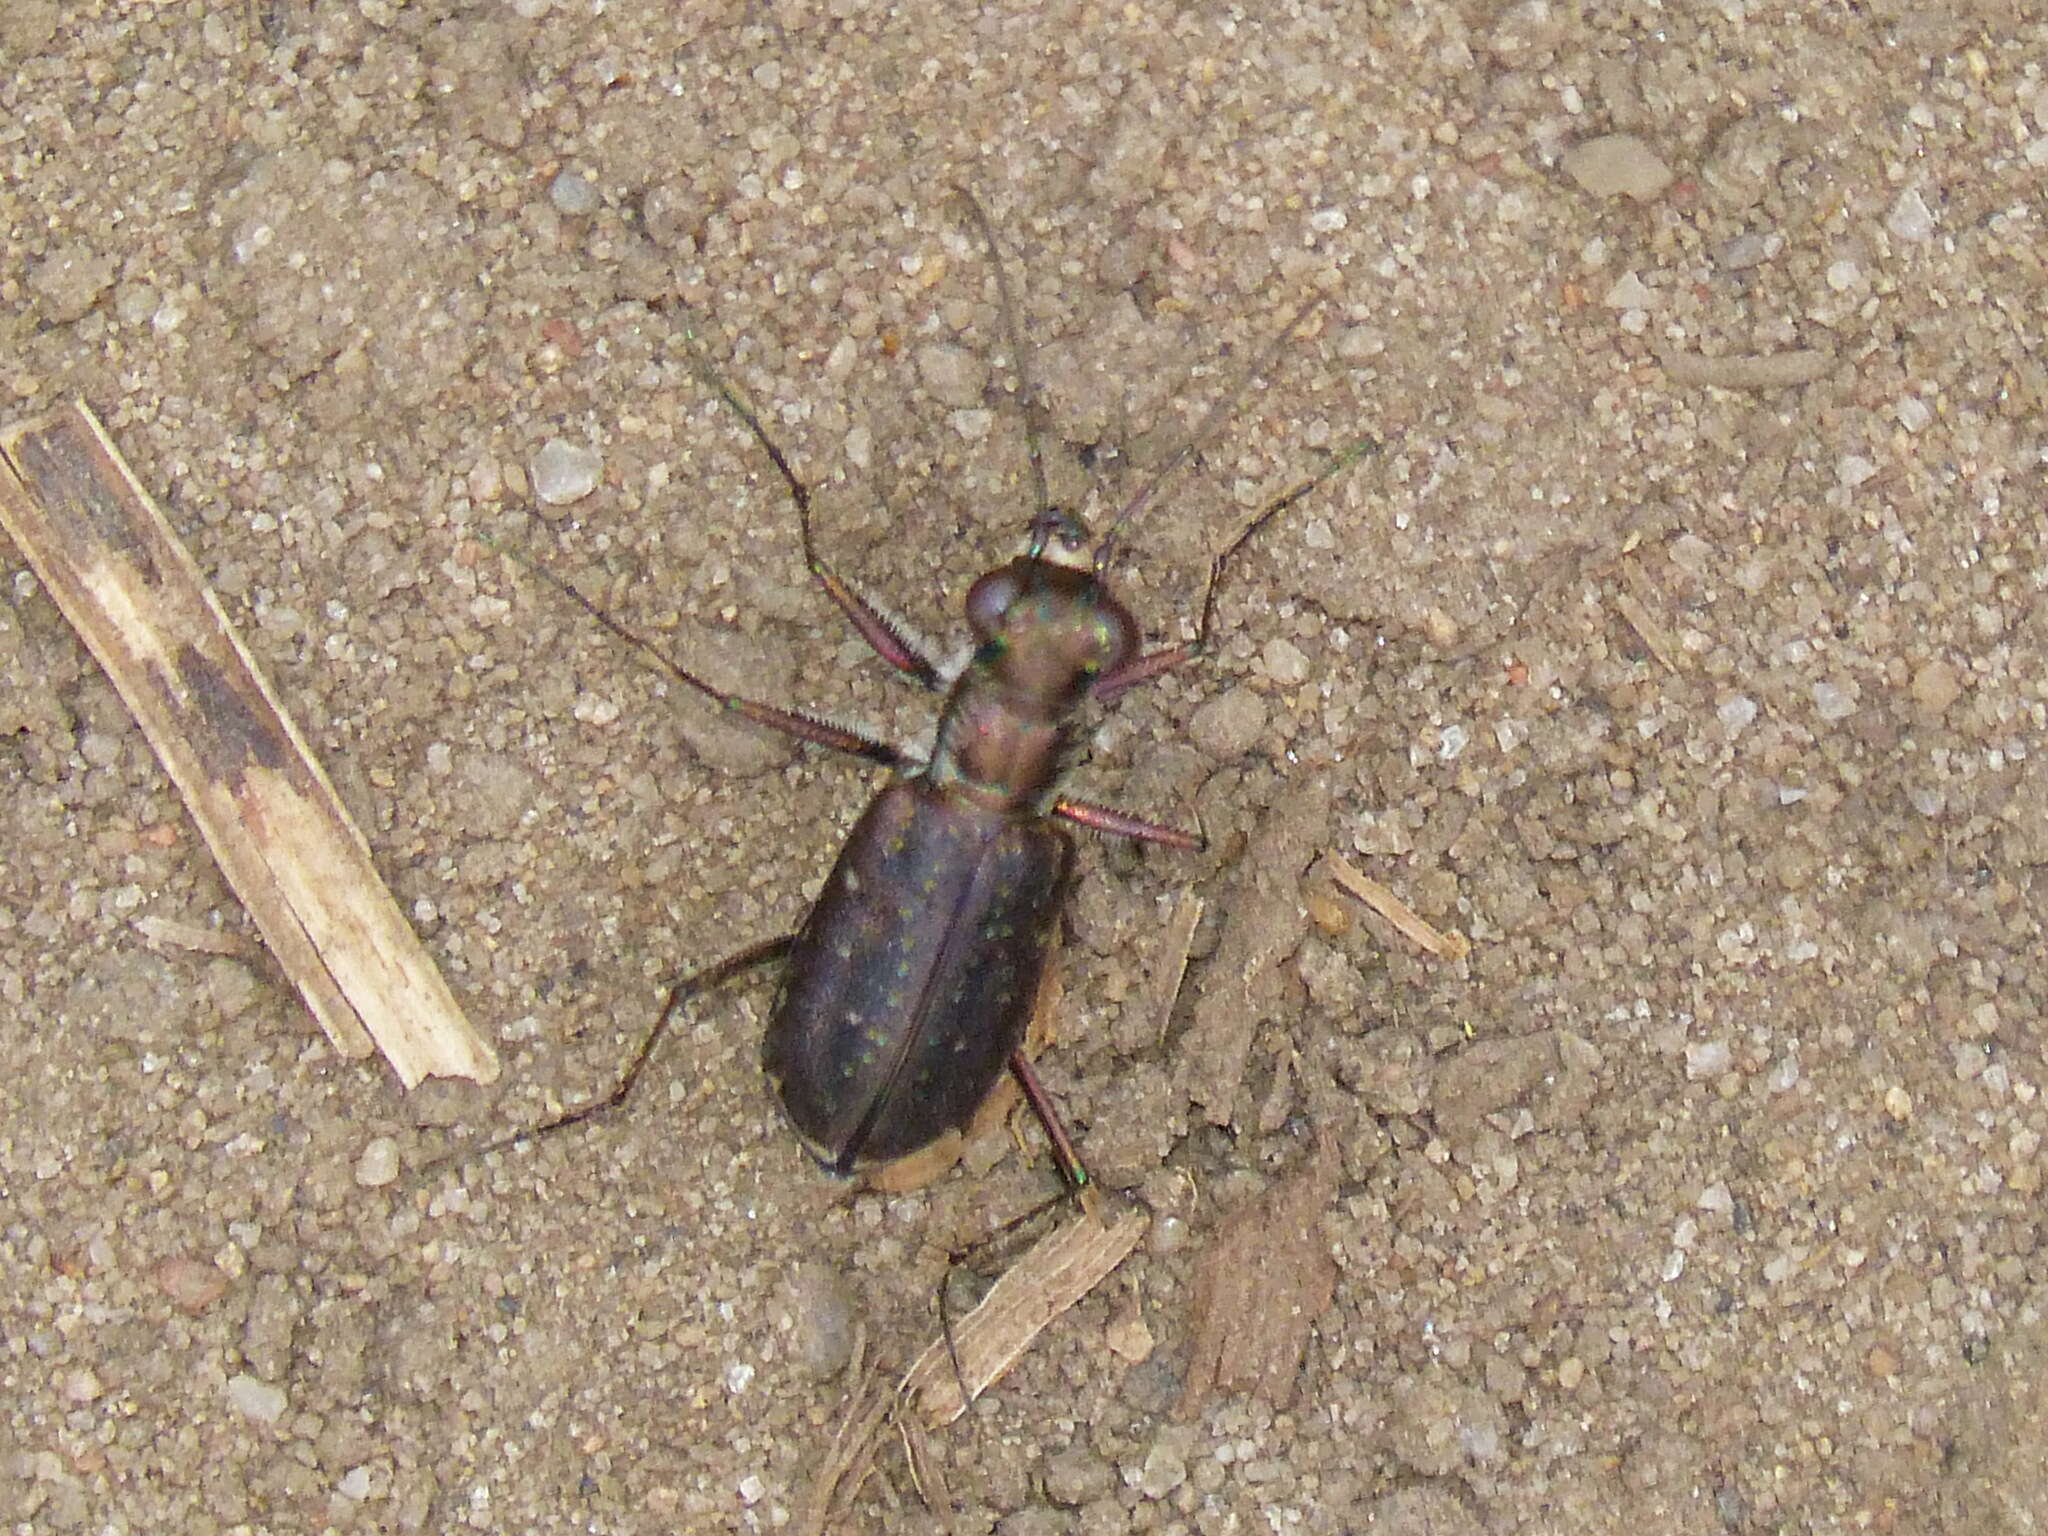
[[1322, 850, 1470, 962], [0, 401, 497, 1087]]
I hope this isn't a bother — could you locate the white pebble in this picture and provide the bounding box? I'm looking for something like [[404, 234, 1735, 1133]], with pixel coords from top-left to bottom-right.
[[1561, 134, 1674, 201], [1685, 1040, 1732, 1079], [548, 170, 599, 216], [531, 439, 602, 505], [1603, 271, 1656, 309], [354, 1136, 400, 1188], [1811, 681, 1857, 721], [949, 408, 994, 443], [1717, 694, 1757, 734], [1716, 232, 1778, 270], [1837, 454, 1877, 489], [1261, 636, 1311, 686], [226, 1373, 288, 1424], [1886, 188, 1936, 243]]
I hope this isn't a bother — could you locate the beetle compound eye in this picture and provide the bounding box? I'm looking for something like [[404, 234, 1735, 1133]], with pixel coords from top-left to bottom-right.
[[965, 564, 1026, 638]]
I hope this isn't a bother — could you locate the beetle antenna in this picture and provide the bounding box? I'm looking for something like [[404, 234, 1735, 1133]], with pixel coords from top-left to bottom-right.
[[1091, 294, 1326, 574], [949, 187, 1057, 560]]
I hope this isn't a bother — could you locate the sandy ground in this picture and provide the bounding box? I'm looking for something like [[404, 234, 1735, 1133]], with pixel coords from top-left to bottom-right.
[[4, 2, 2047, 1531]]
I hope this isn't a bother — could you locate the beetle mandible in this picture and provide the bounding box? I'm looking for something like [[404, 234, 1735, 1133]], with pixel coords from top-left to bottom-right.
[[522, 195, 1360, 1191]]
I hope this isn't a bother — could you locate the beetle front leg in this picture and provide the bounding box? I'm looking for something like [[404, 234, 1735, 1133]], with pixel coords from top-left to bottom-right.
[[1052, 796, 1201, 851]]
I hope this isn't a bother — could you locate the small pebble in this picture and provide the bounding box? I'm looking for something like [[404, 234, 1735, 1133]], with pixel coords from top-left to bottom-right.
[[1811, 680, 1857, 722], [1886, 188, 1936, 243], [785, 1261, 858, 1378], [1602, 271, 1655, 310], [1668, 532, 1714, 572], [916, 343, 989, 408], [949, 408, 994, 443], [1133, 1432, 1190, 1499], [531, 439, 602, 505], [1043, 1448, 1116, 1505], [1188, 686, 1268, 760], [1837, 454, 1877, 489], [27, 240, 117, 323], [1716, 232, 1779, 270], [354, 1136, 400, 1188], [548, 169, 600, 216], [1895, 396, 1932, 432], [1561, 134, 1674, 201], [1104, 1306, 1155, 1364], [60, 1367, 103, 1404], [226, 1373, 288, 1424], [154, 1254, 231, 1313], [1909, 659, 1960, 714], [467, 455, 503, 503], [1684, 1040, 1732, 1079], [1717, 694, 1757, 735], [1260, 636, 1311, 686]]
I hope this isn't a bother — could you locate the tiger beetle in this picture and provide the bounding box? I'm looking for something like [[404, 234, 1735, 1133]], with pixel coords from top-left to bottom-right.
[[510, 193, 1362, 1194]]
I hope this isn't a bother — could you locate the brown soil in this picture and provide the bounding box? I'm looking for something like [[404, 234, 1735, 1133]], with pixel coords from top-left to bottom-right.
[[4, 3, 2044, 1531]]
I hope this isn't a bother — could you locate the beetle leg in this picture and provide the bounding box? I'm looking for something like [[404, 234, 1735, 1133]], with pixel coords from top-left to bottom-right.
[[491, 538, 917, 769], [1008, 1051, 1091, 1195], [809, 567, 946, 690], [1052, 796, 1201, 851], [680, 328, 946, 690], [463, 935, 797, 1162], [1091, 436, 1379, 704], [720, 697, 914, 769], [1089, 639, 1196, 701]]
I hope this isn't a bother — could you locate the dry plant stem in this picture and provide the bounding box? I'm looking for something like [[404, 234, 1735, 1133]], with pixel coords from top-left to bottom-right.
[[0, 401, 498, 1087]]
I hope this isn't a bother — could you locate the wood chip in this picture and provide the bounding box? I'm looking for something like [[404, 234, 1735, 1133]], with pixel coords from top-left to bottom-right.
[[900, 1198, 1147, 1426], [1613, 584, 1682, 673], [1177, 1146, 1338, 1415], [0, 402, 498, 1087], [1323, 851, 1470, 961]]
